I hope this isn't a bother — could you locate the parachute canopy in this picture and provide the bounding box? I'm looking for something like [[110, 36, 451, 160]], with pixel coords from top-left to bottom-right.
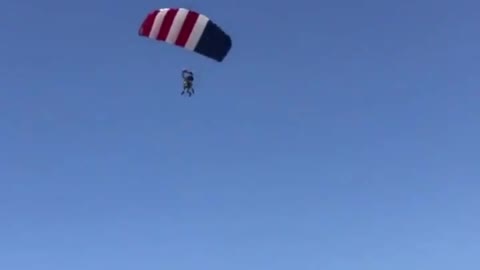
[[138, 8, 232, 62]]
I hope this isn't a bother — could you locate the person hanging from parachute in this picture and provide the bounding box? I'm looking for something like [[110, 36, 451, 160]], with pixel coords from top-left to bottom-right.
[[138, 7, 232, 97], [181, 69, 194, 96]]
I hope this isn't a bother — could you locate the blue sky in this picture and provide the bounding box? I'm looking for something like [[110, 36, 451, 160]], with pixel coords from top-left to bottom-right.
[[1, 0, 479, 269]]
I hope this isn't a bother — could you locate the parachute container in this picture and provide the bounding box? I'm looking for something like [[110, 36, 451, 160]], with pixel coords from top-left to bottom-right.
[[138, 8, 232, 62]]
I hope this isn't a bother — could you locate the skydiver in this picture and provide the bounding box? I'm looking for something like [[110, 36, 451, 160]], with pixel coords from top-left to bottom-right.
[[181, 69, 194, 97]]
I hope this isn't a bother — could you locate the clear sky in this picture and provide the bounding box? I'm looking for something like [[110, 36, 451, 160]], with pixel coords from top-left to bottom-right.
[[1, 0, 479, 269]]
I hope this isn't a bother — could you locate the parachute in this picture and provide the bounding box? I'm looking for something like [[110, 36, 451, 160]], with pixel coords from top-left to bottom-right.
[[138, 8, 232, 62]]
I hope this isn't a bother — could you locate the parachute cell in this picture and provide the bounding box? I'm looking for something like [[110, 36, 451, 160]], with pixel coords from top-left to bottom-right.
[[138, 8, 232, 62]]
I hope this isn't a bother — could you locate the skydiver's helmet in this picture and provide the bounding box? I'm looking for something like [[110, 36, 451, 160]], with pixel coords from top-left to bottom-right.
[[182, 69, 194, 81]]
